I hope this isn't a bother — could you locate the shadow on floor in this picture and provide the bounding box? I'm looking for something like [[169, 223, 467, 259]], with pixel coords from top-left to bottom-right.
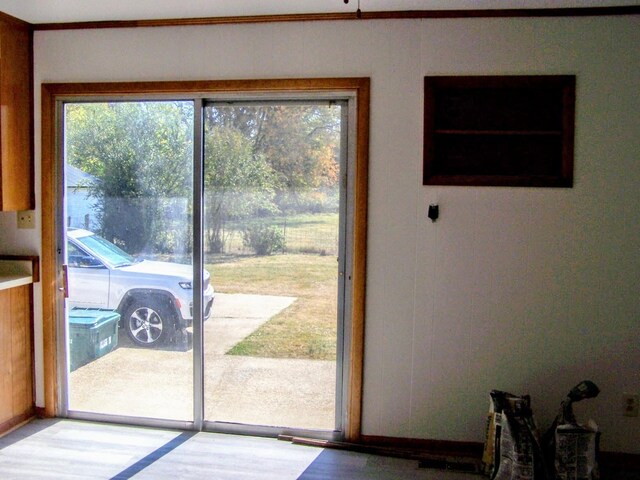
[[0, 418, 62, 449]]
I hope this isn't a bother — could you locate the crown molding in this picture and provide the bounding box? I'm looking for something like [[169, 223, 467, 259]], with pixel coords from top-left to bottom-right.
[[31, 6, 640, 31]]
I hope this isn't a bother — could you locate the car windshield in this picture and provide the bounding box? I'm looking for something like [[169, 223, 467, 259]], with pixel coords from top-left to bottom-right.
[[76, 234, 136, 267]]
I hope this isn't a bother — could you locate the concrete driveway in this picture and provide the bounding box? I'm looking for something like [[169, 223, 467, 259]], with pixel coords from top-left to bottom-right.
[[206, 293, 296, 354], [68, 293, 336, 430]]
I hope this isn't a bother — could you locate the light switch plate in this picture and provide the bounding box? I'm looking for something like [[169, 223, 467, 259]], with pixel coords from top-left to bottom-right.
[[17, 210, 35, 229]]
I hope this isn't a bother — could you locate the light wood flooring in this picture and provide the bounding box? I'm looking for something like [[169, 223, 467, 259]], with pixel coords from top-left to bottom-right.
[[0, 419, 480, 479]]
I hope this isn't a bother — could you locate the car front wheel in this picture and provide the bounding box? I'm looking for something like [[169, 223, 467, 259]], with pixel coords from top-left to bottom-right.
[[123, 298, 173, 347]]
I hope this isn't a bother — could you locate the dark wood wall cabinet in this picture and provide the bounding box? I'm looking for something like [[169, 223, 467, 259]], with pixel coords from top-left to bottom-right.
[[0, 13, 34, 211], [423, 75, 575, 187]]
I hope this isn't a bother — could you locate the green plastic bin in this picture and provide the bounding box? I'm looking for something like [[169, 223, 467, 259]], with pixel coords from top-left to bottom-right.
[[68, 308, 120, 371]]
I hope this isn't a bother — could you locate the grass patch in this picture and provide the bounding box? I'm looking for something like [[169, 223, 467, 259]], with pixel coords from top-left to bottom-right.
[[206, 253, 337, 360]]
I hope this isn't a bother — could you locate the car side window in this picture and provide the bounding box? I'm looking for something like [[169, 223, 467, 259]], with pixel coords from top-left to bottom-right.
[[68, 241, 104, 268]]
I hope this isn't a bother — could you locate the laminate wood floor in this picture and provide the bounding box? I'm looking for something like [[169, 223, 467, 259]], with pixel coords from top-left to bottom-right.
[[0, 419, 480, 479]]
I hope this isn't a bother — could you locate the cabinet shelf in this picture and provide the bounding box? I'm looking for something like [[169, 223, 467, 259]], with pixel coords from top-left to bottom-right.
[[434, 129, 563, 136]]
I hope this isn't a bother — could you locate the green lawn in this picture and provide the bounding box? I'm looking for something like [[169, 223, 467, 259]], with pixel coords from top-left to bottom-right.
[[206, 253, 338, 360]]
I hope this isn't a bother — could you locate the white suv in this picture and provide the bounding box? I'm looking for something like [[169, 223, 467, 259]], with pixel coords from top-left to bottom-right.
[[67, 228, 214, 347]]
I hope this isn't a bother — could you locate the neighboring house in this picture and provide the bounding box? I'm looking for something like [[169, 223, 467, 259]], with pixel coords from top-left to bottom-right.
[[65, 164, 100, 231]]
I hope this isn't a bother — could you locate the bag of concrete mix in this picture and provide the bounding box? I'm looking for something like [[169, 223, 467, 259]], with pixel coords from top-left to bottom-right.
[[482, 390, 547, 480], [542, 381, 600, 480]]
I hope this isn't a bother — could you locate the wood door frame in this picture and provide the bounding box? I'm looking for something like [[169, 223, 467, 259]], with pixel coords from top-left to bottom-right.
[[41, 77, 369, 441]]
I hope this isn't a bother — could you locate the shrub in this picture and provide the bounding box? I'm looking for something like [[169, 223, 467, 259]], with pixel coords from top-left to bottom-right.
[[242, 224, 285, 256]]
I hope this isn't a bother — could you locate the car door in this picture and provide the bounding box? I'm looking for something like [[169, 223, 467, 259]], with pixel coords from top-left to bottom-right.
[[67, 241, 111, 307]]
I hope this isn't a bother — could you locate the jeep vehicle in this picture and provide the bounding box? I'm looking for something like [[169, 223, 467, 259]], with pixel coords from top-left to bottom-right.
[[66, 228, 214, 347]]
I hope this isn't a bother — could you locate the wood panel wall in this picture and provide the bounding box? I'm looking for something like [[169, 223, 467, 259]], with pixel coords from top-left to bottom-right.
[[0, 285, 34, 434]]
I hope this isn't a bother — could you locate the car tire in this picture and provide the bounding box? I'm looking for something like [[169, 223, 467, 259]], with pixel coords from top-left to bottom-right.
[[122, 297, 173, 347]]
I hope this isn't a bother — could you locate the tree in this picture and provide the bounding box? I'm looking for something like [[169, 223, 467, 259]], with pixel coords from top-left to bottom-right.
[[203, 124, 277, 253], [65, 101, 193, 254], [205, 104, 342, 213]]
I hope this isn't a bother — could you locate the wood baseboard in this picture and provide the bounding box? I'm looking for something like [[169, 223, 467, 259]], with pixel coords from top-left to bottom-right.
[[0, 409, 35, 437], [360, 435, 483, 458], [34, 406, 48, 418], [360, 435, 640, 472]]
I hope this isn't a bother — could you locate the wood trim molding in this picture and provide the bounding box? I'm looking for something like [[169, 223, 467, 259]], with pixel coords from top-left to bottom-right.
[[40, 77, 369, 438], [41, 84, 58, 418], [361, 435, 484, 458], [40, 78, 369, 97], [358, 435, 640, 473], [31, 6, 640, 31], [346, 79, 369, 442], [34, 406, 47, 418], [0, 410, 35, 437]]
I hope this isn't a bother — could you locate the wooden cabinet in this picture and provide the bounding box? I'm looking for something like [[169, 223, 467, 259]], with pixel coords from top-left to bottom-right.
[[0, 284, 34, 433], [0, 13, 33, 211]]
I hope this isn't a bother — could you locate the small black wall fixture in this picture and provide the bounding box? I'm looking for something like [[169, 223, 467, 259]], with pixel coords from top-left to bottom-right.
[[343, 0, 362, 18], [428, 204, 439, 222]]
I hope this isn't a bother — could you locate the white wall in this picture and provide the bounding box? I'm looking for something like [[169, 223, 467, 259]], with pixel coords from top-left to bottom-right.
[[22, 15, 640, 452]]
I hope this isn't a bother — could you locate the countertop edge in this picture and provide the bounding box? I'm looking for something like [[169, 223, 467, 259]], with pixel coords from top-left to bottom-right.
[[0, 256, 40, 283], [0, 274, 33, 291]]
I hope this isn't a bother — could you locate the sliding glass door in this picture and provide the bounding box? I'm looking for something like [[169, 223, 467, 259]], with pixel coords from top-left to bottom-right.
[[59, 92, 353, 437], [63, 100, 196, 422], [202, 102, 346, 431]]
